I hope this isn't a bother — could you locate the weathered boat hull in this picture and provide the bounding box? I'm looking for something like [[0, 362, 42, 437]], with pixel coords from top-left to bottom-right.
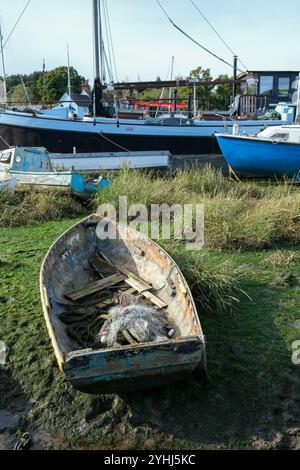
[[40, 216, 205, 394], [0, 175, 16, 193], [65, 339, 202, 394], [11, 171, 110, 196]]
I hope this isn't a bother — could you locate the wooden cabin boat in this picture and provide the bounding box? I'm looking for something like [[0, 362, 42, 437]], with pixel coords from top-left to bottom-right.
[[40, 215, 205, 394], [0, 147, 110, 197]]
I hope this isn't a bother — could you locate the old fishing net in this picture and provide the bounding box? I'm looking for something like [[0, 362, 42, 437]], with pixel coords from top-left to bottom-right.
[[98, 304, 169, 347]]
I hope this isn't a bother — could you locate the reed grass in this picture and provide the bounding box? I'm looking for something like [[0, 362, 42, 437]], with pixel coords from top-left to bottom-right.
[[161, 241, 248, 314], [95, 167, 300, 251], [262, 249, 299, 269], [0, 189, 85, 227], [3, 167, 298, 246]]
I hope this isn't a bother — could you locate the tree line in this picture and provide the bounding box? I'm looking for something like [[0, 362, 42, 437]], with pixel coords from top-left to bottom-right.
[[1, 67, 87, 104]]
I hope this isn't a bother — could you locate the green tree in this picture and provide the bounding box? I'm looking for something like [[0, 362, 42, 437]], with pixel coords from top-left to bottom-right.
[[9, 84, 35, 105], [179, 67, 214, 108], [210, 74, 234, 110], [36, 66, 86, 102]]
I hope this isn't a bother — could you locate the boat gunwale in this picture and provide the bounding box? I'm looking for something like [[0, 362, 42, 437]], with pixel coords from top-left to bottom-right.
[[216, 133, 300, 147]]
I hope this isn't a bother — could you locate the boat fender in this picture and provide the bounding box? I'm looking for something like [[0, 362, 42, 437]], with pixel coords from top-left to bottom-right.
[[232, 122, 240, 136]]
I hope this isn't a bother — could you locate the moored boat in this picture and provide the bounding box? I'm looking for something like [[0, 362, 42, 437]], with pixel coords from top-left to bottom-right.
[[40, 215, 205, 394], [0, 146, 110, 197], [216, 125, 300, 180]]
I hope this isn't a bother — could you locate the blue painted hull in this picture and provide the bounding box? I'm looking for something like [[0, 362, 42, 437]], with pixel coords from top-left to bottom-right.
[[216, 135, 300, 180]]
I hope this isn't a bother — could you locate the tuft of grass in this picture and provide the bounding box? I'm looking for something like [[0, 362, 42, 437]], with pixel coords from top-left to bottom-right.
[[0, 257, 9, 267], [0, 189, 86, 227], [262, 250, 299, 269], [161, 241, 248, 314]]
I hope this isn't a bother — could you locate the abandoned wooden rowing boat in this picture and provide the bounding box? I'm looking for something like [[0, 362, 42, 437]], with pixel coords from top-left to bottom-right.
[[40, 215, 205, 394]]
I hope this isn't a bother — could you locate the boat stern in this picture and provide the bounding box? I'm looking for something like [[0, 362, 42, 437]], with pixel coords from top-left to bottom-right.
[[64, 337, 203, 394]]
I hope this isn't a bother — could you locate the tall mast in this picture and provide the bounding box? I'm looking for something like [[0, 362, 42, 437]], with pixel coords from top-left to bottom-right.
[[42, 59, 46, 103], [169, 56, 174, 101], [232, 55, 238, 100], [98, 0, 105, 84], [92, 0, 105, 116], [93, 0, 100, 80], [169, 56, 174, 113], [0, 21, 7, 104], [67, 43, 72, 97]]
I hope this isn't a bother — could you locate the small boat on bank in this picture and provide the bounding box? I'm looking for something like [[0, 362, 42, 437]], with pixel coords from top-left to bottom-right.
[[40, 215, 205, 394], [0, 147, 110, 197], [0, 173, 16, 193], [216, 125, 300, 180]]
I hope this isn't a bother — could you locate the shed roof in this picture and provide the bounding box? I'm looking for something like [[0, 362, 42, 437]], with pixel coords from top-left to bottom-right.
[[69, 93, 91, 107]]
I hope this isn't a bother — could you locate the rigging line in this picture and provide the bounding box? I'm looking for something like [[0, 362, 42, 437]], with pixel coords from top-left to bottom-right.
[[155, 0, 245, 73], [102, 0, 114, 82], [189, 0, 248, 70], [104, 0, 118, 82], [3, 0, 31, 49], [103, 48, 114, 83], [0, 134, 12, 148]]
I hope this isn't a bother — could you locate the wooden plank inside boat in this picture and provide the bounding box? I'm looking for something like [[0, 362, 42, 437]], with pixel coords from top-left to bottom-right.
[[66, 273, 126, 301], [89, 253, 118, 278], [98, 251, 168, 309]]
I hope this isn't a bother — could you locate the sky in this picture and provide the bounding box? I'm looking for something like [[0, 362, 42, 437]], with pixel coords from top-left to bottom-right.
[[1, 0, 300, 84]]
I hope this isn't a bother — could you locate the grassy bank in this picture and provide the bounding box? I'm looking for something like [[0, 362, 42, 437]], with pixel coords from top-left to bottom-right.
[[95, 168, 300, 250], [0, 169, 300, 449]]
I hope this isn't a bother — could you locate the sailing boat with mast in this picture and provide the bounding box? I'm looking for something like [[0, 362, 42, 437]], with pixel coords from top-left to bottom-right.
[[0, 0, 294, 164]]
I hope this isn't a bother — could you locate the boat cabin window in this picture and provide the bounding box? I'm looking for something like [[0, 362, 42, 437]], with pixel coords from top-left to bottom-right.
[[271, 133, 289, 141], [259, 76, 274, 96], [0, 151, 12, 164], [278, 77, 290, 97]]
